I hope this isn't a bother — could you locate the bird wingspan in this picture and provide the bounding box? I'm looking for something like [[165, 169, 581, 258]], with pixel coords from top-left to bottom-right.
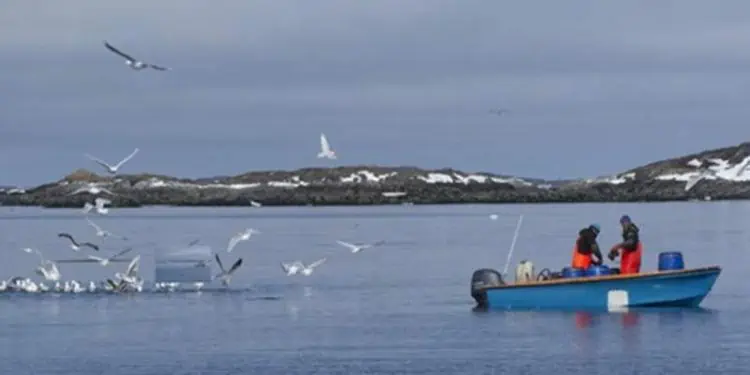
[[320, 133, 331, 153], [113, 148, 139, 169], [103, 41, 137, 62], [126, 255, 140, 276], [112, 247, 134, 259], [82, 242, 100, 251], [85, 153, 114, 170], [228, 258, 243, 275], [336, 240, 356, 250], [214, 253, 226, 273], [308, 258, 326, 269], [280, 262, 291, 273], [86, 217, 103, 232]]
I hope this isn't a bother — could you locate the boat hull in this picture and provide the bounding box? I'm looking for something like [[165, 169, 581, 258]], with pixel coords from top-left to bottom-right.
[[474, 266, 721, 311]]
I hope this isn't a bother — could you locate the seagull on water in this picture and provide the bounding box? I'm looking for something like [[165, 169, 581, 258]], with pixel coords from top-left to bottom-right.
[[281, 258, 327, 276], [69, 184, 118, 197], [110, 255, 143, 292], [86, 217, 127, 240], [22, 248, 61, 281], [104, 41, 170, 71], [335, 240, 385, 253], [58, 233, 100, 251], [212, 253, 243, 287], [249, 200, 262, 208], [226, 228, 260, 253], [85, 148, 139, 175], [317, 133, 337, 159]]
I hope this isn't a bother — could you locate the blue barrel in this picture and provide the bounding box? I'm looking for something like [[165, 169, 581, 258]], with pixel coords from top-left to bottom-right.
[[561, 267, 585, 278], [585, 265, 613, 277], [658, 252, 685, 271]]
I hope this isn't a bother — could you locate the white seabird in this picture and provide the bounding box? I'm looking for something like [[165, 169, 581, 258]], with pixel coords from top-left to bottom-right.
[[226, 228, 260, 253], [22, 248, 61, 281], [104, 41, 170, 71], [110, 254, 143, 292], [86, 247, 134, 267], [69, 183, 118, 197], [86, 217, 127, 240], [282, 258, 326, 276], [85, 148, 139, 175], [212, 253, 243, 287], [317, 133, 337, 159], [335, 240, 385, 254], [280, 261, 305, 276], [94, 198, 112, 215]]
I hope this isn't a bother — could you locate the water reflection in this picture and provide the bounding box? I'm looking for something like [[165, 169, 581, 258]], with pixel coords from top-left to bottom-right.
[[573, 311, 640, 329]]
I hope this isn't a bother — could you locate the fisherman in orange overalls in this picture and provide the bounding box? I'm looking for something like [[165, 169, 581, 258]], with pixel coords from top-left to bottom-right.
[[572, 224, 604, 269], [608, 215, 642, 274]]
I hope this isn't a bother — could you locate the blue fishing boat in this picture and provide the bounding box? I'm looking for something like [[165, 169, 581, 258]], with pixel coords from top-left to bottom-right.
[[470, 252, 721, 311]]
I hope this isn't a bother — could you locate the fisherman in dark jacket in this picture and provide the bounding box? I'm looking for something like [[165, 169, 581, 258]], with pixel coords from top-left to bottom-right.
[[608, 215, 643, 274], [572, 224, 604, 268]]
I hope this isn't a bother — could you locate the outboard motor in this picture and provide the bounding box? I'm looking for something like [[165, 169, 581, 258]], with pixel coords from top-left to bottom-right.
[[471, 268, 505, 307], [515, 260, 535, 283]]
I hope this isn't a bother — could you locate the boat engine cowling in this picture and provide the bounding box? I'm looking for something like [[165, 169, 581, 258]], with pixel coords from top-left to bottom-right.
[[515, 260, 535, 283], [471, 268, 505, 307]]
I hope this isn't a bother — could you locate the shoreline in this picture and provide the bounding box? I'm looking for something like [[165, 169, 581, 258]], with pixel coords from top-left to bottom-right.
[[0, 182, 737, 208], [4, 139, 750, 209]]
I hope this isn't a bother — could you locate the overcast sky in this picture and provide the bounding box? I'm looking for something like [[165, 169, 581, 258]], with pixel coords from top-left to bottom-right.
[[3, 1, 750, 186]]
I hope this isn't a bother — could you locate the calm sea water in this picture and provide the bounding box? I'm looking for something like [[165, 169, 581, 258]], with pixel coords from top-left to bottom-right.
[[0, 202, 748, 374]]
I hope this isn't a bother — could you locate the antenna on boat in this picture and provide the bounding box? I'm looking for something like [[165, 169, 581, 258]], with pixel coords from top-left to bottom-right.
[[501, 214, 524, 276]]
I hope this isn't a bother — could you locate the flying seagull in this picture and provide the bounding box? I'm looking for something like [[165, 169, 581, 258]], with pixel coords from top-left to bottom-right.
[[317, 133, 337, 159], [69, 184, 118, 197], [103, 41, 170, 71], [57, 233, 100, 251], [281, 258, 326, 276], [212, 253, 243, 287], [335, 240, 385, 253], [86, 247, 134, 267], [85, 148, 139, 175], [94, 198, 112, 215], [226, 228, 260, 253], [86, 217, 127, 240]]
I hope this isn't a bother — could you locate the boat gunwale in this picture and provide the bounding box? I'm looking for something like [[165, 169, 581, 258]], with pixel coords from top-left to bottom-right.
[[480, 265, 721, 291]]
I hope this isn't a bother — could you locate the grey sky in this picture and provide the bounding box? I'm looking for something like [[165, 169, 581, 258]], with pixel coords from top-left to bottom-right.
[[3, 1, 750, 186]]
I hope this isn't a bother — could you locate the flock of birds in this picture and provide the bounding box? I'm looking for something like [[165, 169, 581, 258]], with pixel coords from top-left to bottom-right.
[[3, 135, 382, 294], [5, 213, 388, 294], [2, 40, 508, 295]]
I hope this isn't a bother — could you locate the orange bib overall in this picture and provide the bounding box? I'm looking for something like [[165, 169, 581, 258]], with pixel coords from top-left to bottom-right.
[[571, 243, 592, 269], [620, 241, 643, 274]]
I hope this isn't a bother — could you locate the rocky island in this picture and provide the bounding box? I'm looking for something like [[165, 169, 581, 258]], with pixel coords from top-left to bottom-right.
[[3, 142, 750, 208]]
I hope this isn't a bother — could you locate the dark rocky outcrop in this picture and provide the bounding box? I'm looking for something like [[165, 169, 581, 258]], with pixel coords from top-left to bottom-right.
[[2, 143, 750, 208]]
